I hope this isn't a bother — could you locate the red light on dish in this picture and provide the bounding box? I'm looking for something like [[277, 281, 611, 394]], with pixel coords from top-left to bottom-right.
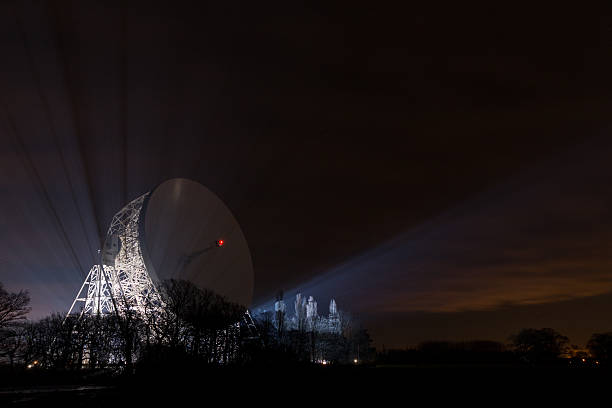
[[216, 239, 224, 247]]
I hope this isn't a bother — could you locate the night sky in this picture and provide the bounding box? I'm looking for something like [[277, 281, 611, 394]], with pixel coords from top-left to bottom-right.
[[2, 1, 612, 348]]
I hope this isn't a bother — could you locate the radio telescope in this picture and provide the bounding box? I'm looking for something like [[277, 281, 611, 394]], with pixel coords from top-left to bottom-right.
[[67, 178, 254, 317]]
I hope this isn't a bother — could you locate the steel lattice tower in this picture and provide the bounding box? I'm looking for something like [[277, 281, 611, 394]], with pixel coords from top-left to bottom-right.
[[67, 192, 161, 318]]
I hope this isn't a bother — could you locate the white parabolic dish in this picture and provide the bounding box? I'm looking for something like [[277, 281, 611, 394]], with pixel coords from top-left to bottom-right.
[[139, 178, 254, 308]]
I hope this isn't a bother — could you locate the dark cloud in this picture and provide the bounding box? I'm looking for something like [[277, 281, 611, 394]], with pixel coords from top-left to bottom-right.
[[268, 140, 612, 341]]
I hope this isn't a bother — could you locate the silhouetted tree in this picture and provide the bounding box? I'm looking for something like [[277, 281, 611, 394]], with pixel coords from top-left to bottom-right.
[[113, 309, 144, 373], [141, 279, 246, 366], [0, 323, 26, 367], [352, 328, 375, 363], [587, 332, 612, 364], [316, 331, 349, 363], [509, 328, 569, 364], [22, 313, 71, 369], [274, 291, 285, 340], [0, 283, 30, 367], [253, 310, 275, 347], [0, 283, 30, 329]]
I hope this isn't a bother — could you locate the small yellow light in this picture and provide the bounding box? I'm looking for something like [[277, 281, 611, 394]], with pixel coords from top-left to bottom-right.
[[582, 358, 586, 362], [354, 358, 358, 364], [27, 364, 32, 369]]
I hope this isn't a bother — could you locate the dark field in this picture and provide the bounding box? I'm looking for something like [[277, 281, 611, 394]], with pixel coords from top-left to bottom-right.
[[0, 362, 599, 406]]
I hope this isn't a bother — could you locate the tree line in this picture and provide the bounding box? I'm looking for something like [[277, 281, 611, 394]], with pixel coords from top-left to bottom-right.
[[378, 327, 612, 367], [6, 279, 611, 369], [252, 306, 375, 366], [0, 280, 251, 371], [0, 281, 374, 372]]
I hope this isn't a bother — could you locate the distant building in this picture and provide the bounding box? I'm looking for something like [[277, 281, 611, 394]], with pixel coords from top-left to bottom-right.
[[271, 293, 342, 334]]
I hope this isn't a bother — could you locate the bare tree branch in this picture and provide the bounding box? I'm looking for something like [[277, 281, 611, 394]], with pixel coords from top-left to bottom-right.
[[0, 282, 31, 329]]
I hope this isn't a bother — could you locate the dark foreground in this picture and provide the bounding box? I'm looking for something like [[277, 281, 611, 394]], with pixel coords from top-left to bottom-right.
[[0, 363, 604, 406]]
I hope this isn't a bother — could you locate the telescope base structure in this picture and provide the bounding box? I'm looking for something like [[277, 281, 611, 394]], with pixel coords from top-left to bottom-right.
[[67, 264, 117, 317], [67, 192, 161, 318], [65, 180, 258, 366]]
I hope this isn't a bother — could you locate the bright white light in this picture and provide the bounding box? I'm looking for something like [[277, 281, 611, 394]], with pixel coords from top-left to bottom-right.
[[67, 193, 162, 318], [354, 358, 358, 364]]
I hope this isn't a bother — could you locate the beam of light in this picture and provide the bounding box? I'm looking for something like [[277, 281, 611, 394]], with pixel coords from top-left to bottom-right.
[[255, 140, 612, 316]]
